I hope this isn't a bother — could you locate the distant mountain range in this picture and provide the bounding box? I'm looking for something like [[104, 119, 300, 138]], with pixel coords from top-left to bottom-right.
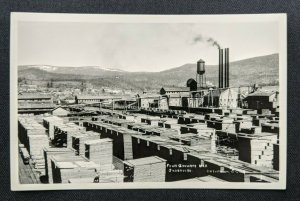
[[18, 53, 279, 90]]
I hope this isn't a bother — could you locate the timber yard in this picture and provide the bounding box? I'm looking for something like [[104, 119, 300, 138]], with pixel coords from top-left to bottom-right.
[[17, 48, 280, 184]]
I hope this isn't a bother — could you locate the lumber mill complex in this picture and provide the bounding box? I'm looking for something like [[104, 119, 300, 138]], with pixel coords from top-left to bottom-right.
[[17, 48, 280, 184]]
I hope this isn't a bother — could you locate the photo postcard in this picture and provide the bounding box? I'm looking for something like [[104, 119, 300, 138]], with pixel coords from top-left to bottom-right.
[[10, 13, 287, 190]]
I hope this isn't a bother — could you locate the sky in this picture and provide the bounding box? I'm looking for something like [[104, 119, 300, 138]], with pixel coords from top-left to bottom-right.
[[18, 20, 279, 72]]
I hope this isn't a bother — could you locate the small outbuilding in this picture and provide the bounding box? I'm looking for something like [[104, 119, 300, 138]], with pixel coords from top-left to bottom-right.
[[52, 106, 70, 116]]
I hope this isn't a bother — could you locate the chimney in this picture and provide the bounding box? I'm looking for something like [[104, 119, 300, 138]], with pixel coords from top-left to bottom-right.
[[219, 49, 223, 88], [224, 48, 227, 88], [226, 48, 229, 88], [219, 48, 230, 88]]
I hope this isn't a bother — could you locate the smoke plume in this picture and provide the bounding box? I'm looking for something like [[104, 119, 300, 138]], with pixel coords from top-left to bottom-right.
[[193, 35, 221, 49]]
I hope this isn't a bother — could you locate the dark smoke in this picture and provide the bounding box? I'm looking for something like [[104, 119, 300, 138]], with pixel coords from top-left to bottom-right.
[[193, 35, 221, 49], [193, 35, 203, 43], [207, 37, 221, 49]]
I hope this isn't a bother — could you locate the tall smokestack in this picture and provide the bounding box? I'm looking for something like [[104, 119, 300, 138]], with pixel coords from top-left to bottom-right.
[[224, 48, 227, 88], [224, 48, 230, 88], [219, 49, 223, 88], [226, 48, 229, 87]]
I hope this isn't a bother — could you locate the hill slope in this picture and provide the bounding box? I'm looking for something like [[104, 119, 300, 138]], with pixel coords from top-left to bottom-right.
[[18, 53, 279, 90]]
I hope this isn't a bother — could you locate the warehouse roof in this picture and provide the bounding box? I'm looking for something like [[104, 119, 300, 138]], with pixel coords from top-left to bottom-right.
[[18, 93, 52, 99], [18, 103, 56, 109], [76, 95, 122, 100]]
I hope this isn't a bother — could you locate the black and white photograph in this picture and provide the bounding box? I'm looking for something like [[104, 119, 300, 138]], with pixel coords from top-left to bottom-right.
[[10, 13, 287, 190]]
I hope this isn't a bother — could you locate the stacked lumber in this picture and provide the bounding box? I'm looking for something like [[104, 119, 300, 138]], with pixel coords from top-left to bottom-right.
[[253, 118, 269, 127], [216, 146, 239, 160], [42, 116, 64, 139], [238, 133, 277, 168], [123, 156, 166, 182], [50, 155, 99, 183], [261, 121, 279, 134], [43, 147, 75, 183], [235, 120, 253, 132], [76, 131, 100, 156], [18, 117, 49, 165], [220, 117, 234, 123], [243, 109, 257, 115], [230, 108, 244, 115], [204, 113, 218, 120], [260, 109, 272, 115], [66, 130, 81, 149], [178, 116, 191, 124], [240, 126, 262, 134], [18, 117, 47, 146], [32, 155, 46, 169], [207, 120, 236, 133], [28, 135, 49, 157], [180, 123, 214, 138], [98, 169, 124, 182], [29, 135, 49, 169], [159, 129, 178, 139], [53, 122, 86, 147], [68, 170, 124, 183], [113, 156, 125, 170], [84, 138, 113, 170], [123, 132, 133, 160]]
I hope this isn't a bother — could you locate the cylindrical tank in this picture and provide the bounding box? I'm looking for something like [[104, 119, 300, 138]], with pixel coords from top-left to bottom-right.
[[197, 59, 205, 75]]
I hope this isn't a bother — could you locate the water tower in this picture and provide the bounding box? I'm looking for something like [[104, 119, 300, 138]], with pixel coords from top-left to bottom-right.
[[196, 59, 206, 89]]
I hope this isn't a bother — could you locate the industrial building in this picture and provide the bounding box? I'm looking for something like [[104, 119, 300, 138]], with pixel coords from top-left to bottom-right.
[[18, 93, 55, 114], [243, 91, 279, 113]]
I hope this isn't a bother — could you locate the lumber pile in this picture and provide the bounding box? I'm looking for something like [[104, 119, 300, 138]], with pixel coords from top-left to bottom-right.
[[50, 154, 98, 183], [53, 122, 86, 147], [51, 154, 124, 183], [123, 156, 166, 182], [71, 131, 100, 155], [238, 133, 277, 168], [27, 135, 49, 157], [207, 120, 236, 133], [18, 117, 49, 168], [84, 138, 113, 170], [53, 161, 99, 183], [43, 147, 75, 183], [43, 116, 64, 139], [18, 117, 47, 145], [68, 169, 124, 183]]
